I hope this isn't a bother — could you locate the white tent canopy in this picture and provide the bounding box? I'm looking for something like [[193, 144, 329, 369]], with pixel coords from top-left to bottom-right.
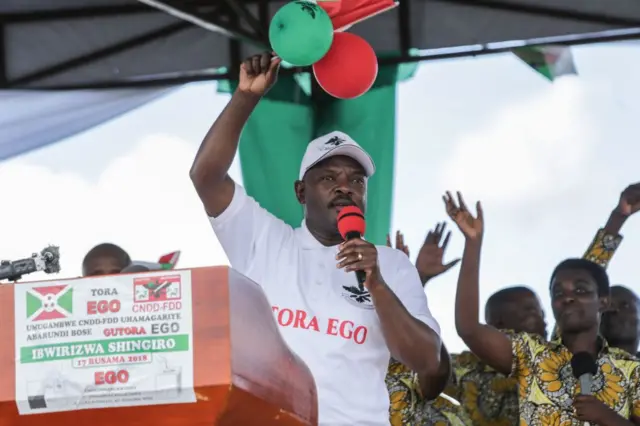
[[0, 88, 173, 160]]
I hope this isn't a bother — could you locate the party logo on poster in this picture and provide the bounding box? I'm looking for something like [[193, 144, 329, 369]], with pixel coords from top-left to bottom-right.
[[133, 275, 181, 303]]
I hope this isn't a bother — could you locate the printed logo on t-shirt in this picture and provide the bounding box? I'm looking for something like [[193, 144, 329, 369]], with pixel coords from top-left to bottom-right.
[[340, 285, 374, 309]]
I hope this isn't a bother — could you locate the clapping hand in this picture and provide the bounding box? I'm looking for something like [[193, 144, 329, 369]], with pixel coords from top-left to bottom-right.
[[443, 191, 483, 241]]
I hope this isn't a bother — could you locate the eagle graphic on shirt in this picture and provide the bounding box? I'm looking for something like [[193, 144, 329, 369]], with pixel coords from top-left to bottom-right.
[[342, 285, 371, 304]]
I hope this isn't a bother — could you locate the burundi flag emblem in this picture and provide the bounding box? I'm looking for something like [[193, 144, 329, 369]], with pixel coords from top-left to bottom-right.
[[26, 285, 73, 321]]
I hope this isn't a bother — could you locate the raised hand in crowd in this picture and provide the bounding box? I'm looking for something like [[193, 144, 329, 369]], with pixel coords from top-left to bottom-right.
[[388, 224, 460, 285], [444, 191, 514, 374], [615, 182, 640, 217], [584, 181, 640, 268], [604, 182, 640, 233], [386, 230, 410, 256], [444, 191, 483, 242], [415, 222, 460, 285]]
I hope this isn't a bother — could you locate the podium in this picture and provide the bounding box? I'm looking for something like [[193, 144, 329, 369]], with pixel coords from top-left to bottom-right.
[[0, 266, 318, 426]]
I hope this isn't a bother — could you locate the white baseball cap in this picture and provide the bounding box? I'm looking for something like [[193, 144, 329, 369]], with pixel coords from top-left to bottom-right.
[[298, 131, 376, 180]]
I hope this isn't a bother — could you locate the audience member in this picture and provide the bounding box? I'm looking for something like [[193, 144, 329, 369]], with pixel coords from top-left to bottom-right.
[[403, 183, 639, 425], [82, 243, 131, 277], [386, 224, 471, 425], [448, 191, 640, 425], [385, 204, 630, 426], [601, 285, 640, 356], [445, 286, 545, 426], [388, 352, 471, 426], [550, 182, 640, 340]]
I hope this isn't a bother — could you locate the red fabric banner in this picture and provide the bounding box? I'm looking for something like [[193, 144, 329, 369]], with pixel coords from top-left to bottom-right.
[[318, 0, 397, 31]]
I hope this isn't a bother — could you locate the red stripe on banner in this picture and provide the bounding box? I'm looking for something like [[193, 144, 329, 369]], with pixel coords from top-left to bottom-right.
[[33, 309, 67, 321], [32, 284, 67, 296]]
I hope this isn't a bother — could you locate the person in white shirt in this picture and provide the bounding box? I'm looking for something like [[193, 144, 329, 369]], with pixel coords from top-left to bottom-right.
[[190, 52, 445, 426]]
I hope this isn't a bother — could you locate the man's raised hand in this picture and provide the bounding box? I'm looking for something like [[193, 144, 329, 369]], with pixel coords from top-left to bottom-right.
[[443, 191, 483, 241], [238, 52, 282, 97]]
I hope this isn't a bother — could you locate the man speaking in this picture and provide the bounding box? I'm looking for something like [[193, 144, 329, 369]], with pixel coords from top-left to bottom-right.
[[190, 52, 444, 425]]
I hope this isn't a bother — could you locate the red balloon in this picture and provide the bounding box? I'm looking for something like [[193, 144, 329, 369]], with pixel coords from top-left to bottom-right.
[[313, 32, 378, 99]]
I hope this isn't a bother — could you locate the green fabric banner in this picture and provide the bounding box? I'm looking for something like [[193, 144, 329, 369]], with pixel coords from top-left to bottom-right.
[[218, 63, 416, 245]]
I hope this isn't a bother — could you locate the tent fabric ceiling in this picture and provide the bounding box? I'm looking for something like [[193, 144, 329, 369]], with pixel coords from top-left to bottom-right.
[[0, 87, 174, 160], [1, 0, 639, 90]]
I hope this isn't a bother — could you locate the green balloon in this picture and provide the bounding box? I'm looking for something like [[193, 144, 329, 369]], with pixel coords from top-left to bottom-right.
[[269, 1, 334, 67]]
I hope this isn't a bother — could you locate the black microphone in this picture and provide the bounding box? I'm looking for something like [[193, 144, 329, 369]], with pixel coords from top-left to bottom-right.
[[345, 232, 366, 289], [337, 206, 367, 290], [571, 351, 597, 425]]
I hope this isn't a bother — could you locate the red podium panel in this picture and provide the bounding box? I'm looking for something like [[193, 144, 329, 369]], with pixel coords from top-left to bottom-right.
[[0, 266, 318, 426]]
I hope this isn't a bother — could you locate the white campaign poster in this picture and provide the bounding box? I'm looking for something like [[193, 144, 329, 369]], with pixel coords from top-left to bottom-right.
[[14, 270, 195, 415]]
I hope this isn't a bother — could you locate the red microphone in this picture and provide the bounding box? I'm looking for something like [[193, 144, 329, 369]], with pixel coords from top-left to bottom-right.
[[337, 206, 367, 289]]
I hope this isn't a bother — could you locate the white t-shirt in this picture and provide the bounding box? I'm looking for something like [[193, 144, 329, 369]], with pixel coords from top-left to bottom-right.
[[210, 183, 441, 426]]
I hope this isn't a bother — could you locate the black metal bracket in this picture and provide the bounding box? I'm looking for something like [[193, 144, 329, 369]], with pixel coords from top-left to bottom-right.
[[0, 24, 6, 86], [398, 0, 411, 54], [137, 0, 266, 46], [37, 25, 640, 91], [221, 0, 268, 44], [7, 21, 192, 87], [0, 4, 152, 23], [228, 7, 242, 79]]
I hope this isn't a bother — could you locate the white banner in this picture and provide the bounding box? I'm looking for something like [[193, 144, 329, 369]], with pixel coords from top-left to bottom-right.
[[14, 271, 195, 414]]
